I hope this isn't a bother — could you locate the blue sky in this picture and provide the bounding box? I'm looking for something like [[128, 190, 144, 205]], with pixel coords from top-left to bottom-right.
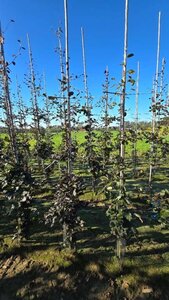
[[0, 0, 169, 122]]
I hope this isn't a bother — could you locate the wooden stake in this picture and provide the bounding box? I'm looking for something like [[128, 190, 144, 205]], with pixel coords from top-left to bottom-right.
[[64, 0, 72, 175], [27, 34, 40, 140], [117, 0, 129, 261], [133, 61, 140, 174], [0, 23, 18, 162], [159, 57, 165, 121], [81, 27, 89, 107], [149, 11, 161, 188], [135, 61, 140, 132], [120, 0, 129, 190], [43, 72, 50, 131], [56, 27, 66, 128], [105, 66, 109, 131]]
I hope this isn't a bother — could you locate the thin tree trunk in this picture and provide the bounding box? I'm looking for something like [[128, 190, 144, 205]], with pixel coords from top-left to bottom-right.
[[118, 0, 129, 260], [64, 0, 72, 176], [104, 66, 109, 131], [43, 72, 50, 132], [57, 27, 67, 129], [81, 27, 89, 107], [0, 24, 18, 163], [81, 27, 96, 200], [149, 11, 161, 190], [133, 61, 140, 175], [103, 66, 109, 168], [27, 34, 43, 172], [27, 34, 41, 142], [16, 77, 29, 170], [63, 0, 75, 249], [158, 57, 165, 122]]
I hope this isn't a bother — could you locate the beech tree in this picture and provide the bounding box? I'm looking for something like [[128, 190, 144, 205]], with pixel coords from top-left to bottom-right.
[[45, 0, 84, 249], [107, 0, 140, 262], [0, 24, 34, 242]]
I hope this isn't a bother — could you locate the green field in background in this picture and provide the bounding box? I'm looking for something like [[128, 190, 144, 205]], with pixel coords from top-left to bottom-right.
[[1, 130, 168, 155]]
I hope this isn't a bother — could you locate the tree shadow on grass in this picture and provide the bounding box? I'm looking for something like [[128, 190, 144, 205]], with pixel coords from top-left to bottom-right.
[[121, 263, 169, 300], [0, 251, 115, 300], [1, 246, 169, 300]]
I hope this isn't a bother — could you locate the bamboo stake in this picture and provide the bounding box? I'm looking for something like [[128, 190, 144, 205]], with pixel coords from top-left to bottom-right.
[[56, 27, 66, 128], [16, 77, 26, 138], [27, 34, 44, 173], [16, 76, 30, 170], [81, 27, 89, 107], [135, 62, 140, 133], [0, 23, 18, 162], [120, 0, 129, 190], [103, 66, 109, 169], [133, 61, 140, 174], [158, 57, 165, 121], [64, 0, 72, 175], [149, 76, 155, 185], [81, 27, 96, 199], [43, 72, 50, 131], [57, 27, 65, 81], [105, 66, 109, 131], [27, 34, 40, 141], [117, 0, 129, 261], [149, 11, 161, 188]]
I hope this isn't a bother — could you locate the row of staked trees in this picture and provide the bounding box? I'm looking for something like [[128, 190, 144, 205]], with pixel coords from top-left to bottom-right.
[[0, 0, 169, 265]]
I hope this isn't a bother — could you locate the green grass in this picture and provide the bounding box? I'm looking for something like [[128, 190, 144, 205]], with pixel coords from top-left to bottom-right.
[[50, 130, 151, 155], [0, 130, 167, 156], [0, 129, 169, 299], [1, 203, 169, 299]]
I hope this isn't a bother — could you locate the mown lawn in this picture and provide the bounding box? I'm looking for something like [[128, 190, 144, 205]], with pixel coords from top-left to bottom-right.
[[51, 130, 150, 154], [1, 130, 167, 155], [0, 129, 169, 299], [0, 193, 169, 299]]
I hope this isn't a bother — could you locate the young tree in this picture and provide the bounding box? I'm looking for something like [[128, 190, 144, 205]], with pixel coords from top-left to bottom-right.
[[0, 23, 18, 162], [107, 0, 139, 262], [45, 0, 84, 249], [27, 34, 41, 143], [133, 61, 140, 175], [0, 24, 34, 243], [81, 27, 101, 199], [149, 11, 161, 192]]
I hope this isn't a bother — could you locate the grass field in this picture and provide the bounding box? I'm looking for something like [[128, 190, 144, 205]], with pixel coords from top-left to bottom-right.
[[2, 129, 167, 156], [1, 183, 169, 299], [15, 130, 151, 156], [0, 129, 169, 299]]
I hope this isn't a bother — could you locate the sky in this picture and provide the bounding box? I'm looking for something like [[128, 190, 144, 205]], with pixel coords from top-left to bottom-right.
[[0, 0, 169, 122]]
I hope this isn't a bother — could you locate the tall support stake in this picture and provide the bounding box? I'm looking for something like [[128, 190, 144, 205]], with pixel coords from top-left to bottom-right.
[[0, 23, 18, 162], [16, 76, 27, 139], [117, 0, 129, 261], [81, 27, 96, 198], [43, 72, 50, 131], [57, 27, 66, 128], [158, 57, 165, 121], [103, 66, 109, 167], [16, 76, 30, 170], [135, 62, 140, 133], [119, 0, 128, 190], [133, 61, 140, 174], [27, 34, 40, 142], [104, 66, 109, 132], [149, 11, 161, 189], [64, 0, 72, 175], [81, 27, 89, 107]]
